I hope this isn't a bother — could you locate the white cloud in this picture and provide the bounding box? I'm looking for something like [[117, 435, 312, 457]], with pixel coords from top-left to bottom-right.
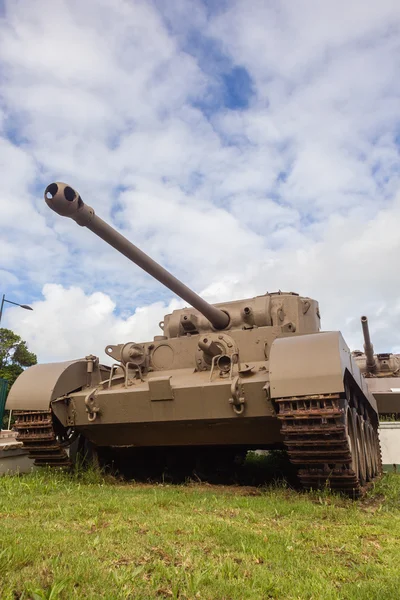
[[5, 284, 182, 363], [1, 0, 400, 362]]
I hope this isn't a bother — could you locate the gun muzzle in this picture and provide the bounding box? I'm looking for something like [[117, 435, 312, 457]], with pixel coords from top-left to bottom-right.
[[45, 182, 95, 226]]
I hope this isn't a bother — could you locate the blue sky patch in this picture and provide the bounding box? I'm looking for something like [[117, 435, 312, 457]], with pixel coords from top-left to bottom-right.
[[221, 66, 254, 110]]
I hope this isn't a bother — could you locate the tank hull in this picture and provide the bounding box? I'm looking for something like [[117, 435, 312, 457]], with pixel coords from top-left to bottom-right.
[[363, 377, 400, 415], [10, 331, 381, 495], [52, 365, 274, 438]]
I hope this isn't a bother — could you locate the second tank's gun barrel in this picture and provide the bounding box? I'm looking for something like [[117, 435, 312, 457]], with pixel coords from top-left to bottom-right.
[[361, 315, 376, 372], [44, 182, 229, 330]]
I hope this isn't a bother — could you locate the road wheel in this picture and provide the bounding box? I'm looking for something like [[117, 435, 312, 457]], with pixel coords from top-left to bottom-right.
[[346, 406, 358, 479], [355, 412, 367, 486]]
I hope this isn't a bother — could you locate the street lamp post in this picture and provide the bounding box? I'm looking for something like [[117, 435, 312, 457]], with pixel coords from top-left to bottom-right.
[[0, 294, 33, 431], [0, 294, 33, 326]]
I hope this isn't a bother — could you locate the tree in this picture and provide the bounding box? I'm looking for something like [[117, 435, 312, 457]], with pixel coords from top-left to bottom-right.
[[0, 328, 37, 429], [0, 328, 37, 387]]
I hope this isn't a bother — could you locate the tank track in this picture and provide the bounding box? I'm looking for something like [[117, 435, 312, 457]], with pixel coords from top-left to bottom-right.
[[276, 389, 382, 497], [14, 410, 72, 468]]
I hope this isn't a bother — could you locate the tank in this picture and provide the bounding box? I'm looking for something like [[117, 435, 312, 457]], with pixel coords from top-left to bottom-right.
[[353, 316, 400, 417], [7, 183, 382, 495]]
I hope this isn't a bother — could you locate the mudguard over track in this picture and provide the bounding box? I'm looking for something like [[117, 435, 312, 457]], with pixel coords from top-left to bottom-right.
[[270, 332, 381, 495], [269, 332, 377, 411], [7, 359, 89, 411], [7, 359, 89, 467]]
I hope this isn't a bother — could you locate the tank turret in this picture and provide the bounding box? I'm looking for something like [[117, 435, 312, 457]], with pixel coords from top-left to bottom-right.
[[44, 182, 323, 365], [354, 316, 400, 379]]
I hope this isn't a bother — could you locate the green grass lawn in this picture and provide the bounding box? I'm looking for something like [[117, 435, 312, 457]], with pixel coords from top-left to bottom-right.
[[0, 468, 399, 600]]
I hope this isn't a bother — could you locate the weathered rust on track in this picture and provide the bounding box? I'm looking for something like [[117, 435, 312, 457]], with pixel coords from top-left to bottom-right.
[[14, 410, 72, 467], [276, 390, 381, 496]]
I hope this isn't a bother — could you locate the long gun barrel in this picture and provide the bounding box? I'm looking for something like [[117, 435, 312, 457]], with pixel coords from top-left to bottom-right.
[[44, 182, 229, 330], [361, 315, 376, 372]]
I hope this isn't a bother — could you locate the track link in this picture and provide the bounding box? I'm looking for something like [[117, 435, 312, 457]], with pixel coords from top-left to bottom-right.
[[276, 392, 381, 497], [14, 410, 72, 467]]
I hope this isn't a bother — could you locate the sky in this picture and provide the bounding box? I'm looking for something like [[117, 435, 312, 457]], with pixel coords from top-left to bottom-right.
[[1, 0, 400, 363]]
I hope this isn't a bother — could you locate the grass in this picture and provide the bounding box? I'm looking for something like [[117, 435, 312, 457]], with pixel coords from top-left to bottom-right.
[[0, 466, 399, 600]]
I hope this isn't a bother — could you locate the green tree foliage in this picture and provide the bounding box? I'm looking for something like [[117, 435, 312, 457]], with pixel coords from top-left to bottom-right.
[[0, 328, 37, 387]]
